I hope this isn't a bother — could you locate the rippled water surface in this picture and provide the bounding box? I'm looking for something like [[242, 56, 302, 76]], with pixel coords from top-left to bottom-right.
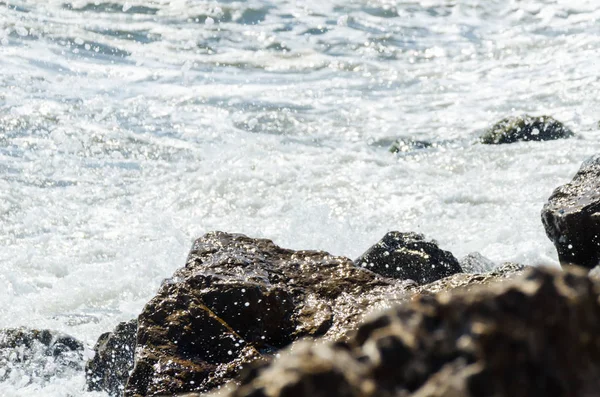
[[1, 0, 599, 394]]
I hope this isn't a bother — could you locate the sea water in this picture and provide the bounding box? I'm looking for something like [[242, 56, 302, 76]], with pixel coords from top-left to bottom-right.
[[0, 0, 599, 394]]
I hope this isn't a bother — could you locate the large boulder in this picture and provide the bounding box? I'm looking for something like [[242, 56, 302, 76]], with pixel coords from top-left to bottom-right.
[[123, 232, 520, 396], [541, 154, 600, 269], [0, 328, 84, 385], [354, 232, 462, 285], [221, 266, 600, 397], [124, 232, 413, 397], [480, 115, 574, 144], [86, 319, 138, 396]]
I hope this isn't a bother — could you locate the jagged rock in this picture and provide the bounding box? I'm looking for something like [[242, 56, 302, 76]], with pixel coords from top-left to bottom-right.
[[480, 114, 574, 144], [541, 154, 600, 269], [222, 266, 600, 397], [459, 253, 496, 274], [125, 232, 524, 397], [86, 319, 138, 396], [354, 232, 462, 285], [0, 328, 84, 385], [125, 232, 417, 397]]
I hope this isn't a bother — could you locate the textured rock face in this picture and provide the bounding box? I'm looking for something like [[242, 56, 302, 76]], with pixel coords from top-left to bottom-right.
[[355, 232, 462, 285], [542, 154, 600, 269], [125, 231, 418, 397], [0, 328, 84, 385], [86, 319, 138, 396], [480, 114, 574, 144], [224, 266, 600, 397]]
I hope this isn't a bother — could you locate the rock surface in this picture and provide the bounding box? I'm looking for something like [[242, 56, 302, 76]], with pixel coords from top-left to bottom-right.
[[0, 328, 84, 385], [355, 232, 462, 285], [459, 252, 496, 274], [220, 266, 600, 397], [120, 232, 522, 396], [86, 319, 138, 396], [480, 114, 574, 144], [388, 138, 433, 154], [541, 154, 600, 269], [124, 232, 414, 396]]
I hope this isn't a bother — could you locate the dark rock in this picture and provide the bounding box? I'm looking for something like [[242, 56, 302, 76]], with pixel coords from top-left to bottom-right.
[[0, 328, 84, 384], [86, 319, 138, 396], [222, 266, 600, 397], [480, 114, 574, 144], [354, 232, 462, 285], [541, 154, 600, 269], [388, 138, 433, 153], [459, 252, 496, 274], [124, 232, 519, 397], [125, 231, 417, 397]]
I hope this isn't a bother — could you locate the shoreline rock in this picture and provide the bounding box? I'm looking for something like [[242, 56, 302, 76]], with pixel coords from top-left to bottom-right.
[[480, 115, 574, 144], [542, 154, 600, 269], [0, 328, 84, 385], [355, 232, 462, 285], [124, 232, 412, 396], [84, 232, 526, 396], [86, 319, 138, 396], [218, 266, 600, 397]]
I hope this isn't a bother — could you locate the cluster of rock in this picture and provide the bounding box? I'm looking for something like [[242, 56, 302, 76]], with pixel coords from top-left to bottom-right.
[[4, 126, 600, 397]]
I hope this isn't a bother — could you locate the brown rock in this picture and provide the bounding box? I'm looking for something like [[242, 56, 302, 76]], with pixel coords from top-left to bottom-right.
[[125, 232, 412, 396], [221, 266, 600, 397]]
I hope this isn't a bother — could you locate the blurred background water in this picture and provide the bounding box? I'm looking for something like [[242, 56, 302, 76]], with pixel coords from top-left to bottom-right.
[[0, 0, 599, 394]]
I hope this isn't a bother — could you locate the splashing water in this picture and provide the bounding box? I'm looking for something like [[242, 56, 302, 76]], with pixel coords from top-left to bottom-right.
[[1, 0, 599, 394]]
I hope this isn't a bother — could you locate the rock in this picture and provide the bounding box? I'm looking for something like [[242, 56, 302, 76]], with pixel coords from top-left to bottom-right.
[[0, 328, 84, 385], [86, 319, 138, 396], [480, 115, 574, 144], [125, 231, 417, 397], [389, 138, 433, 153], [354, 232, 462, 285], [459, 252, 496, 274], [222, 266, 600, 397], [541, 154, 600, 269]]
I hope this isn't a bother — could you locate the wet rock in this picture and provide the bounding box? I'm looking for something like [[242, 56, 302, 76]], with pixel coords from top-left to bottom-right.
[[125, 231, 416, 397], [388, 138, 432, 153], [86, 319, 138, 396], [480, 114, 574, 144], [541, 154, 600, 269], [459, 252, 496, 274], [354, 232, 462, 285], [223, 266, 600, 397], [0, 328, 84, 385]]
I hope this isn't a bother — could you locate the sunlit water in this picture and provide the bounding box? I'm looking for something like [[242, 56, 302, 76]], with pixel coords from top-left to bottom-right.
[[1, 0, 599, 394]]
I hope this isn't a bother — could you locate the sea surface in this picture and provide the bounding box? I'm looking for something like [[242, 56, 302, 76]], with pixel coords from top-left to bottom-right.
[[0, 0, 599, 394]]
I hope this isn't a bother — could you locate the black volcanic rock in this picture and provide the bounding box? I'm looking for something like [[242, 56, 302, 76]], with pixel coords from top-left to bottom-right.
[[542, 154, 600, 269], [221, 266, 600, 397], [86, 319, 138, 396], [480, 114, 574, 144], [355, 232, 462, 285]]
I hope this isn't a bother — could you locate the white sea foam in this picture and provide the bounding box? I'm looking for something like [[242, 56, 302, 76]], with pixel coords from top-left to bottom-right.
[[1, 0, 600, 394]]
